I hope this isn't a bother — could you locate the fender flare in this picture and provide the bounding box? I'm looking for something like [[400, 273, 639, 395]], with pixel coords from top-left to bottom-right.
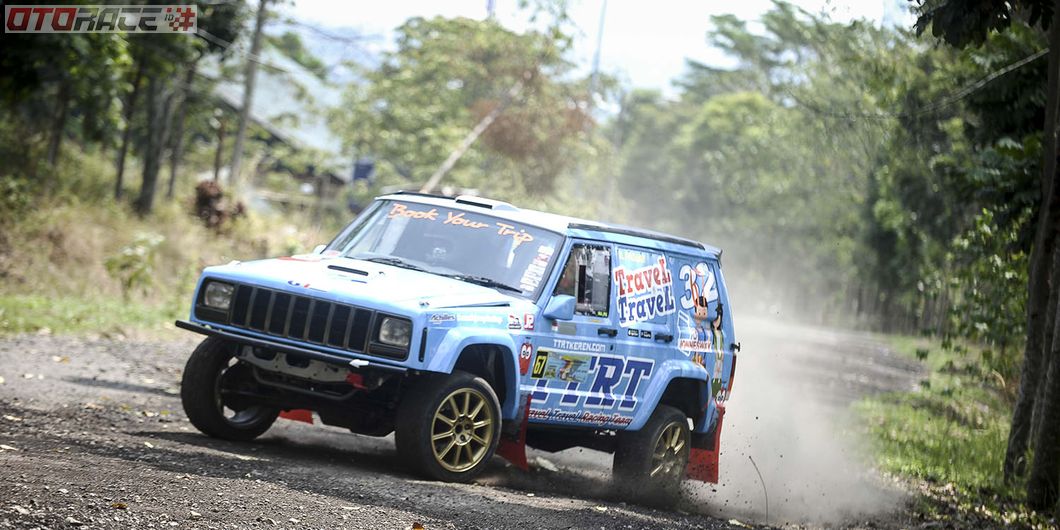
[[627, 360, 709, 431], [424, 328, 520, 418]]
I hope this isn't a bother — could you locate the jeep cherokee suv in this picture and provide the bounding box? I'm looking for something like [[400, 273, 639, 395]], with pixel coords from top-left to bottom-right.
[[177, 192, 738, 492]]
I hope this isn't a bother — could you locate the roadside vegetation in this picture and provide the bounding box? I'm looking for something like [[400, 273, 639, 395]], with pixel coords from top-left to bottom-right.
[[857, 336, 1053, 528], [3, 0, 1060, 517], [0, 148, 326, 337]]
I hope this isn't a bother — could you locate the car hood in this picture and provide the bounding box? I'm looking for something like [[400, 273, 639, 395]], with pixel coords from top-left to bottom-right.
[[202, 255, 524, 312]]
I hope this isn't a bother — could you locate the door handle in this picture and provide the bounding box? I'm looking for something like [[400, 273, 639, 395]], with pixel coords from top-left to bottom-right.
[[654, 333, 673, 343], [598, 327, 618, 337]]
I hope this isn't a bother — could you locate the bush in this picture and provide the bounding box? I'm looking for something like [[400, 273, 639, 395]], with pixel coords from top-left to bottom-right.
[[104, 232, 165, 299]]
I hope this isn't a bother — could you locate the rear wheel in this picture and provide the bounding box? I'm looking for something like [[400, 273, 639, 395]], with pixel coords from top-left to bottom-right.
[[395, 371, 501, 482], [613, 405, 690, 501], [180, 337, 279, 441]]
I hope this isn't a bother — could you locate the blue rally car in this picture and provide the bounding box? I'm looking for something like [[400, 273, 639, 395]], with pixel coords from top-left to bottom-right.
[[177, 192, 738, 492]]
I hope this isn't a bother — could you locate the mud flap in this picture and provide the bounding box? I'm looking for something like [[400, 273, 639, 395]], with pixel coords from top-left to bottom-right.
[[686, 403, 724, 483], [495, 396, 530, 471], [279, 409, 314, 424]]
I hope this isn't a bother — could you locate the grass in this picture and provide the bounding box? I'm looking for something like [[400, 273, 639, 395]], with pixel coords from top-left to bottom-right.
[[0, 148, 333, 337], [0, 294, 183, 336], [855, 335, 1055, 528]]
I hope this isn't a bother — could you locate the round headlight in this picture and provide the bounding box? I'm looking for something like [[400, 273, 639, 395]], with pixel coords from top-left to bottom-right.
[[378, 317, 411, 348], [203, 281, 235, 311]]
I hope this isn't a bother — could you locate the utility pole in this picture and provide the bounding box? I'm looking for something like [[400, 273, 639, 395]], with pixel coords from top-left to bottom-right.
[[229, 0, 269, 192], [420, 75, 526, 194], [589, 0, 607, 102], [574, 0, 607, 200]]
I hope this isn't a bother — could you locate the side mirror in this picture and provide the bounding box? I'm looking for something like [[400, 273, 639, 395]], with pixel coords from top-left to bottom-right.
[[543, 295, 575, 321], [312, 244, 326, 255]]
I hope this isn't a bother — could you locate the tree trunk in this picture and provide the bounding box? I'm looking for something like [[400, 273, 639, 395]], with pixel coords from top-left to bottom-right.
[[166, 64, 196, 200], [1005, 4, 1060, 483], [46, 79, 71, 169], [136, 77, 176, 215], [1028, 240, 1060, 509], [229, 0, 269, 192], [115, 56, 146, 201], [213, 119, 225, 182], [313, 169, 325, 224], [1033, 246, 1060, 436]]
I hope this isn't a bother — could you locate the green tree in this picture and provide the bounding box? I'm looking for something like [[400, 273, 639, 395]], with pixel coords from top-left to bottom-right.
[[913, 0, 1057, 507], [331, 15, 588, 201], [0, 32, 130, 187]]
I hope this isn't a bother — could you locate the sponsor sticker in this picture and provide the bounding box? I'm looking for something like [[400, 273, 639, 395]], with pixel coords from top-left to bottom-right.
[[535, 350, 591, 383], [457, 314, 503, 325], [508, 314, 522, 330], [530, 355, 654, 411], [551, 338, 606, 353], [519, 342, 533, 375], [530, 351, 549, 378], [386, 203, 534, 247], [519, 245, 554, 292], [429, 313, 456, 325], [528, 407, 633, 427], [613, 255, 676, 326], [286, 280, 327, 292]]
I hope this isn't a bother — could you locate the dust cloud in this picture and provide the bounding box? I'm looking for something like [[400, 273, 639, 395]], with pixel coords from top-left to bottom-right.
[[529, 313, 919, 526], [685, 314, 919, 525]]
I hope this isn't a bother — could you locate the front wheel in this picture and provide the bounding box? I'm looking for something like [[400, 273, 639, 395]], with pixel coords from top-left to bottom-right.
[[180, 337, 279, 441], [613, 405, 690, 501], [394, 371, 501, 482]]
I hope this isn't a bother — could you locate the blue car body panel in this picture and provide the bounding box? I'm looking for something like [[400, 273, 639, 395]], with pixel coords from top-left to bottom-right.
[[187, 193, 737, 435]]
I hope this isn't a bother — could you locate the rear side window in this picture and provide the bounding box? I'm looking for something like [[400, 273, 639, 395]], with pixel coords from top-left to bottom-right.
[[613, 246, 677, 327], [554, 244, 611, 317]]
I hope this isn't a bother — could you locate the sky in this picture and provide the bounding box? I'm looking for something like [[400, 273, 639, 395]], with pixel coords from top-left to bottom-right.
[[278, 0, 914, 96]]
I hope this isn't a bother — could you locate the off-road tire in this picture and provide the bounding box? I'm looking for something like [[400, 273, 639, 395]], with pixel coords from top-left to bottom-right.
[[613, 405, 690, 502], [180, 337, 279, 441], [394, 370, 501, 482]]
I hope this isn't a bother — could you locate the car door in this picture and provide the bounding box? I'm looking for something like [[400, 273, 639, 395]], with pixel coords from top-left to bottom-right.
[[590, 245, 678, 425], [524, 240, 642, 428]]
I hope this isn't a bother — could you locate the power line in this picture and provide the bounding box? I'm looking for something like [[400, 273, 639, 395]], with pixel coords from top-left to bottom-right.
[[280, 19, 380, 46], [196, 28, 292, 74], [792, 47, 1048, 122]]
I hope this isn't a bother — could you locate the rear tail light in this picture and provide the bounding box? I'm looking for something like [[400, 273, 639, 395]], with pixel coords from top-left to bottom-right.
[[726, 354, 737, 396]]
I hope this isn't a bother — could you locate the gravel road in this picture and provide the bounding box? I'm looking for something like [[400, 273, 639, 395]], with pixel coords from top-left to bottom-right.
[[0, 316, 922, 529]]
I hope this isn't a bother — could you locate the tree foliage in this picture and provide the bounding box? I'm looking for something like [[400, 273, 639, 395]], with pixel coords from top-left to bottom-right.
[[331, 16, 591, 200], [608, 2, 1045, 386]]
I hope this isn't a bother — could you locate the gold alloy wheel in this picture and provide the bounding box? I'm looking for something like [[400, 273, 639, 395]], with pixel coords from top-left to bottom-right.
[[650, 421, 687, 478], [431, 387, 495, 473]]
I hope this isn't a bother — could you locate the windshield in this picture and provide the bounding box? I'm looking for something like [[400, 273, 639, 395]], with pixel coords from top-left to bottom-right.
[[327, 200, 563, 299]]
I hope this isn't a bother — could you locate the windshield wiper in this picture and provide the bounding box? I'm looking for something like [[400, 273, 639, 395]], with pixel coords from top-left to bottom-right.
[[359, 256, 428, 272], [444, 274, 523, 294]]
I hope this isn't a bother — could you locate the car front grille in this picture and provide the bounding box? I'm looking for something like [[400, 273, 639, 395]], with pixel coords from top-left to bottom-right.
[[198, 284, 393, 357]]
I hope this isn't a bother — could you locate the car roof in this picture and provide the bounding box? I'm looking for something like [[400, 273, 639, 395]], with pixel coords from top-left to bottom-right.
[[378, 192, 722, 258]]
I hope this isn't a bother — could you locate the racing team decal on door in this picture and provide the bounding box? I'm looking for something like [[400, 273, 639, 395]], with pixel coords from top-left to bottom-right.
[[525, 339, 654, 427], [677, 262, 726, 394], [612, 250, 676, 326]]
